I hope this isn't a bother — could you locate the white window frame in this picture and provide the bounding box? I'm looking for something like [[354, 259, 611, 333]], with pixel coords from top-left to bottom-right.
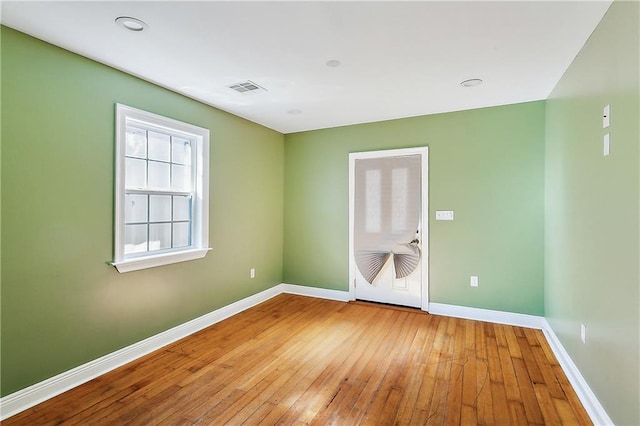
[[112, 104, 210, 273]]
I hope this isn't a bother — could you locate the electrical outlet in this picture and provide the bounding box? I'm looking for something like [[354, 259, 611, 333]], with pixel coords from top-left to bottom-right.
[[250, 268, 255, 279], [580, 323, 586, 344], [470, 275, 479, 287]]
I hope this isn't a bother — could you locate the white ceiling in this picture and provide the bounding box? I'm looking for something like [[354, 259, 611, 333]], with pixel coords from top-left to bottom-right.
[[1, 1, 612, 134]]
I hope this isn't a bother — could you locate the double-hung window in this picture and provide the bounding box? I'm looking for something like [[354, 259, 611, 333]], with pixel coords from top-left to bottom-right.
[[112, 104, 210, 273]]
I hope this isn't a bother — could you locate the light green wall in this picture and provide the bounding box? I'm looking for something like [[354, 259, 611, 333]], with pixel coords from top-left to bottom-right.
[[0, 26, 3, 343], [284, 102, 545, 316], [545, 2, 640, 424], [0, 27, 284, 396]]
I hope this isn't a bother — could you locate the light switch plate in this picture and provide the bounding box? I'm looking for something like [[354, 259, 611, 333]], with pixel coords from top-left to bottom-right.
[[604, 133, 610, 156], [436, 210, 454, 221], [470, 275, 479, 287], [603, 104, 610, 128]]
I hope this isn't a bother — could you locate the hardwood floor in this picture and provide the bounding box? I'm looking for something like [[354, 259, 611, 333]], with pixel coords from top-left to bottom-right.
[[5, 294, 591, 425]]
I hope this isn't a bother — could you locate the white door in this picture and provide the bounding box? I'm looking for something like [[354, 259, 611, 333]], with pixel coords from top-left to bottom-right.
[[349, 147, 428, 309]]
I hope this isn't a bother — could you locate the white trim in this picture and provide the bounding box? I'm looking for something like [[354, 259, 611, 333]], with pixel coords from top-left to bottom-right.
[[428, 302, 547, 329], [541, 320, 614, 426], [348, 146, 429, 310], [280, 283, 351, 302], [0, 285, 282, 420], [1, 289, 612, 426], [113, 104, 210, 273], [112, 247, 211, 273]]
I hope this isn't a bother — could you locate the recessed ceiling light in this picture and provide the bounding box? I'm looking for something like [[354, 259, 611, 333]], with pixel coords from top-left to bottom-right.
[[326, 59, 341, 68], [460, 78, 483, 87], [115, 16, 148, 32], [287, 109, 303, 115]]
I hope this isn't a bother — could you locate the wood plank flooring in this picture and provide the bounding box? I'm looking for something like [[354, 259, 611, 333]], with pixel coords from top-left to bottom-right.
[[4, 294, 591, 425]]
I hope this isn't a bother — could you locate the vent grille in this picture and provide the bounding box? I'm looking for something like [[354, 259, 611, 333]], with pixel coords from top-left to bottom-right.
[[227, 80, 266, 94]]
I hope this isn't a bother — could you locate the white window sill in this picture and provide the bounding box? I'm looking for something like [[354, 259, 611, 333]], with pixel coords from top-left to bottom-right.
[[112, 248, 211, 273]]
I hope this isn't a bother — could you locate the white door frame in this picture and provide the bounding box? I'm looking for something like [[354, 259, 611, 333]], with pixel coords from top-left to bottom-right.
[[348, 146, 429, 311]]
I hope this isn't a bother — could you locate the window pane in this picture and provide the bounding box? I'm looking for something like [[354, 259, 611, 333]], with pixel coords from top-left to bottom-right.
[[149, 223, 171, 251], [173, 222, 191, 248], [124, 224, 147, 254], [365, 169, 381, 233], [148, 131, 171, 162], [149, 195, 171, 222], [172, 137, 192, 165], [148, 160, 170, 189], [116, 104, 210, 268], [125, 158, 147, 188], [391, 168, 408, 233], [125, 194, 148, 223], [173, 196, 191, 221], [172, 164, 192, 191], [126, 127, 147, 159]]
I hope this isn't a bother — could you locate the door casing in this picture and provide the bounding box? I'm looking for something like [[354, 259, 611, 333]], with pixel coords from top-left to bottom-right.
[[348, 146, 429, 311]]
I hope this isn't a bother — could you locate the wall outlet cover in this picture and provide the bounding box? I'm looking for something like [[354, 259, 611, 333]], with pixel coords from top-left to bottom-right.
[[436, 210, 455, 221], [470, 275, 479, 287]]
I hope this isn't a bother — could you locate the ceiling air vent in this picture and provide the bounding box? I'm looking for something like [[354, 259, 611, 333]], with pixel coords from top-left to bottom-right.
[[227, 80, 266, 94]]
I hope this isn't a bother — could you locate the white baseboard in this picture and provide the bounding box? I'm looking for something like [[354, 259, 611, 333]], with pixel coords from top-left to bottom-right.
[[541, 320, 614, 426], [428, 302, 547, 329], [0, 285, 283, 420], [1, 286, 612, 426], [280, 283, 351, 302]]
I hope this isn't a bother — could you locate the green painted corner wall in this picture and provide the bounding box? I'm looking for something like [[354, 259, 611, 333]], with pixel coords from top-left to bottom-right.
[[0, 27, 284, 396], [283, 102, 546, 316], [544, 1, 640, 424]]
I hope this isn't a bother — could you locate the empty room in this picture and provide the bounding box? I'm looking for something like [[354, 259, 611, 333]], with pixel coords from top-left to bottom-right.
[[1, 1, 638, 425]]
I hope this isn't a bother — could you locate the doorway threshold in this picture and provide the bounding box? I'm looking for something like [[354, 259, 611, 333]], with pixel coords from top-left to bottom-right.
[[350, 299, 427, 314]]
